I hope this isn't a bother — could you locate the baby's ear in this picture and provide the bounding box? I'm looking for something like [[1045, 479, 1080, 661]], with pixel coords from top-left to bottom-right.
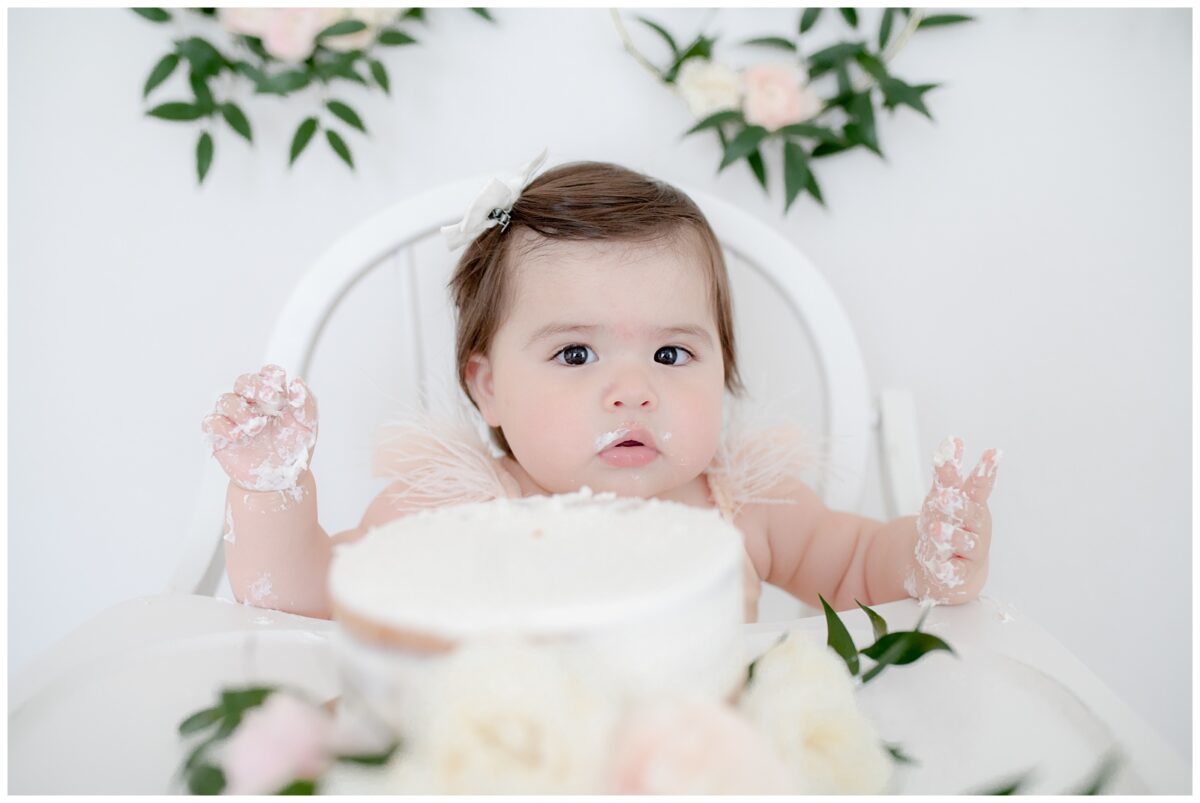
[[465, 354, 501, 427]]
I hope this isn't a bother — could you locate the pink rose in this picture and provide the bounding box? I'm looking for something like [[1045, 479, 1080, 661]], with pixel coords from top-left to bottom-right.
[[742, 63, 823, 131], [260, 9, 342, 62], [605, 696, 793, 794], [221, 692, 335, 795]]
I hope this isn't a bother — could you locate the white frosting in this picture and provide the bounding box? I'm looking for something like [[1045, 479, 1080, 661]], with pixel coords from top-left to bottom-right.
[[330, 489, 742, 638], [329, 489, 747, 732]]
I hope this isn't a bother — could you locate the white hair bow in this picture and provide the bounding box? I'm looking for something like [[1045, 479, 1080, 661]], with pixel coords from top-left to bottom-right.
[[440, 147, 550, 251]]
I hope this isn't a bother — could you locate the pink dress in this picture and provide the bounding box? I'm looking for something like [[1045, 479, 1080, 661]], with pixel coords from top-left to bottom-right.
[[371, 406, 819, 622]]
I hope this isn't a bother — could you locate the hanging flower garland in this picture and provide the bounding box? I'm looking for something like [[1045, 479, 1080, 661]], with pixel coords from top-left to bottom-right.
[[612, 8, 973, 213], [133, 7, 495, 184]]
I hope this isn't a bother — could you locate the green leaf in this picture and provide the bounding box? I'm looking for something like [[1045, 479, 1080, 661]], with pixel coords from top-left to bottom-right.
[[854, 50, 890, 82], [805, 168, 826, 207], [133, 7, 170, 23], [256, 69, 309, 95], [684, 109, 743, 137], [317, 19, 367, 39], [717, 125, 769, 172], [175, 36, 225, 80], [326, 100, 366, 133], [182, 734, 220, 772], [326, 129, 354, 169], [879, 77, 938, 119], [188, 764, 226, 795], [860, 631, 956, 683], [856, 599, 889, 642], [277, 779, 317, 794], [843, 90, 882, 157], [799, 8, 821, 34], [368, 58, 390, 94], [742, 36, 796, 52], [143, 53, 179, 98], [178, 706, 222, 735], [878, 8, 896, 50], [220, 686, 275, 716], [969, 770, 1033, 795], [233, 60, 265, 84], [885, 742, 917, 765], [839, 8, 858, 27], [289, 117, 319, 166], [402, 8, 426, 22], [1070, 751, 1122, 795], [337, 743, 402, 766], [146, 101, 205, 121], [807, 41, 866, 80], [746, 147, 767, 191], [819, 594, 860, 676], [918, 13, 974, 29], [811, 139, 853, 158], [469, 7, 494, 22], [636, 16, 679, 57], [378, 29, 418, 46], [663, 34, 717, 83], [220, 103, 252, 142], [189, 71, 215, 114], [778, 122, 841, 144], [782, 140, 809, 212]]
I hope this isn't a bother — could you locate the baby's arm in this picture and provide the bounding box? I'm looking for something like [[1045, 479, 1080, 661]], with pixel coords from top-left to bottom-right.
[[761, 438, 1000, 610], [757, 477, 918, 611], [223, 470, 423, 619]]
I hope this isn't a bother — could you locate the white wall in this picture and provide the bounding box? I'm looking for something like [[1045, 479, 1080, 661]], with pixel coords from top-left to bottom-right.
[[8, 7, 1191, 760]]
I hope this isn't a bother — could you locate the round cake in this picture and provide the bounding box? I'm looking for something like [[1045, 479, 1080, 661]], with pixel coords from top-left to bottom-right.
[[329, 488, 746, 735]]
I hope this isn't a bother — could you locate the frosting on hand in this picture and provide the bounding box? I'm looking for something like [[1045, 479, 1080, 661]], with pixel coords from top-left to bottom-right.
[[905, 436, 1001, 605], [201, 364, 318, 493]]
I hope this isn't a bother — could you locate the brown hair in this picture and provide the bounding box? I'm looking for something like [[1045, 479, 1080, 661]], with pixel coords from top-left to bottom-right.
[[448, 160, 743, 456]]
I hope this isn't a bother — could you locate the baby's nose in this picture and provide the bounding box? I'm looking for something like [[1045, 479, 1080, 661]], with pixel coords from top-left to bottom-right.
[[604, 375, 657, 411]]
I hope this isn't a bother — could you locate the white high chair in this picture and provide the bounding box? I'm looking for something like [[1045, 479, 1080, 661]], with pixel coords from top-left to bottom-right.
[[15, 175, 1189, 796], [169, 173, 929, 619]]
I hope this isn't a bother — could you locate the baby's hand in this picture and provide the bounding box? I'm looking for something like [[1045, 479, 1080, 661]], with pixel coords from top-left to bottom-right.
[[200, 364, 318, 493], [906, 436, 1001, 605]]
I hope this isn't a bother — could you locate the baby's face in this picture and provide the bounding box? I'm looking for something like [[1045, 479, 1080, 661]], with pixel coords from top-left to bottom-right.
[[469, 233, 725, 497]]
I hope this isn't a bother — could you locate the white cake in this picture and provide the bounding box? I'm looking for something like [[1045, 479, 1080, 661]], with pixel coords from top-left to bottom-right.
[[328, 488, 746, 736]]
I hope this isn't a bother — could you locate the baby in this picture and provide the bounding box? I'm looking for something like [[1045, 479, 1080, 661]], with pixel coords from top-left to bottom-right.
[[201, 151, 1001, 621]]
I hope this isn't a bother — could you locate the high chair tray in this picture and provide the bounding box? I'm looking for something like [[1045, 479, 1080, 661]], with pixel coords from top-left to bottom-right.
[[8, 594, 1189, 794]]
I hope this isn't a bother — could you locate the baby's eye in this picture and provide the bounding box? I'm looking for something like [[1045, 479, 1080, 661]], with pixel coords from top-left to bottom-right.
[[654, 346, 693, 366], [554, 344, 597, 366]]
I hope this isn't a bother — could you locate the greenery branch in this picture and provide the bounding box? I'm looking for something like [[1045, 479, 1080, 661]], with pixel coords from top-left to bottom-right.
[[134, 7, 496, 184], [612, 8, 974, 214]]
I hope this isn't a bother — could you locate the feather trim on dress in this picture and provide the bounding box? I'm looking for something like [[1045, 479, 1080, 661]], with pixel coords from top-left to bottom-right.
[[706, 404, 830, 521], [372, 402, 516, 508]]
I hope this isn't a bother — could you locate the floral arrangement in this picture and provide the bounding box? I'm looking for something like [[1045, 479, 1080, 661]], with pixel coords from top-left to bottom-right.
[[612, 8, 973, 213], [133, 7, 495, 184], [174, 596, 1121, 795]]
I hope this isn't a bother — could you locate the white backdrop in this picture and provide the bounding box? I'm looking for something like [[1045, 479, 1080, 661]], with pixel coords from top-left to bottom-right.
[[7, 7, 1192, 759]]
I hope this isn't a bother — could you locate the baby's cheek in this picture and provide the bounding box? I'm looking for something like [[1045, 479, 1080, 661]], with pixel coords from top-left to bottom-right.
[[668, 395, 723, 472]]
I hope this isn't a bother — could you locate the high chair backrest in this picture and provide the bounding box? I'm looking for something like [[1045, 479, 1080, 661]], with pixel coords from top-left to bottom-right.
[[173, 174, 911, 602]]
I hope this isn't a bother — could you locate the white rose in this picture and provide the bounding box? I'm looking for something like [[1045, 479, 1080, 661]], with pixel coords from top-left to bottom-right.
[[322, 8, 401, 53], [392, 640, 622, 794], [739, 631, 892, 794], [676, 58, 743, 120]]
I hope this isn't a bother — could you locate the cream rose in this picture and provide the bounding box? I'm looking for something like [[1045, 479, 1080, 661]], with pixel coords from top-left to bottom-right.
[[676, 58, 743, 120], [322, 8, 401, 52], [742, 63, 823, 131], [739, 631, 892, 794], [390, 641, 622, 794]]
